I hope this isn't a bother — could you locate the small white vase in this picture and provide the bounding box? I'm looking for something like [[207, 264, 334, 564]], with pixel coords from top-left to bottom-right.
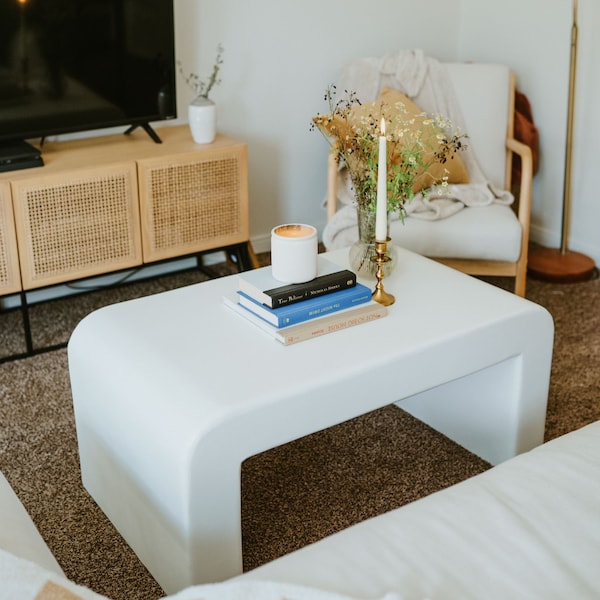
[[188, 97, 216, 144]]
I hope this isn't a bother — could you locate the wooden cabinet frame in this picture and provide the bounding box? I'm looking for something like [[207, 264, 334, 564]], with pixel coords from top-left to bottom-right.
[[0, 126, 254, 360]]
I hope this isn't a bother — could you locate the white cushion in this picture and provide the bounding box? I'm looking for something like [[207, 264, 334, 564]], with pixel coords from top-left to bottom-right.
[[393, 203, 522, 262], [325, 203, 522, 262], [0, 549, 104, 600], [0, 548, 380, 600]]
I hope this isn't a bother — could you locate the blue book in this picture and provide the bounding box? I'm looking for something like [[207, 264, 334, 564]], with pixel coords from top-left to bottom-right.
[[237, 283, 372, 328]]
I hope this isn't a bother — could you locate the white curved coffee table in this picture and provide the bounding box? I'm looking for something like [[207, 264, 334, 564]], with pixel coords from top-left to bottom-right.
[[68, 247, 554, 593]]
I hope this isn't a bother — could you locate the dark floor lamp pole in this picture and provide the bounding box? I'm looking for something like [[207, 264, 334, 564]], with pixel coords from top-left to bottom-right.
[[528, 0, 596, 282]]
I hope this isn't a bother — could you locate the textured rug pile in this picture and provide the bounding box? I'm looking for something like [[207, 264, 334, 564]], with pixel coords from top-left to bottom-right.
[[0, 257, 598, 600]]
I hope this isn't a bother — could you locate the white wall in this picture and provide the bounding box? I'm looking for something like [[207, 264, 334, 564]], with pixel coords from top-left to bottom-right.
[[458, 0, 600, 263], [6, 0, 461, 309], [173, 0, 462, 252], [174, 0, 600, 265]]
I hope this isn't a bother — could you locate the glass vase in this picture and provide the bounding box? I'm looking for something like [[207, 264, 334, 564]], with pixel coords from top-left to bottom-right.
[[348, 205, 396, 278]]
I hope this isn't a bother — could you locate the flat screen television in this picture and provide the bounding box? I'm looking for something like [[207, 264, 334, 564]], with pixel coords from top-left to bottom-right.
[[0, 0, 177, 169]]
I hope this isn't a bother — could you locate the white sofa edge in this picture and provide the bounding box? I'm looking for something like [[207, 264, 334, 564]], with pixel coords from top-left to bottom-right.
[[1, 420, 600, 599], [0, 471, 63, 577], [236, 419, 600, 599]]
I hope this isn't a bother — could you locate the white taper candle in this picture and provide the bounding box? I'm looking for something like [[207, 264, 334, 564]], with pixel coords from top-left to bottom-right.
[[375, 117, 387, 241]]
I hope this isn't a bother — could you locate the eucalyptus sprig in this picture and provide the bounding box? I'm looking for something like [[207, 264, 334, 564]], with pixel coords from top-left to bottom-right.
[[178, 43, 224, 100]]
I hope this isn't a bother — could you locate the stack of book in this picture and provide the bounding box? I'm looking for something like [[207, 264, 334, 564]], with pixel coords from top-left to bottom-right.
[[224, 255, 388, 345]]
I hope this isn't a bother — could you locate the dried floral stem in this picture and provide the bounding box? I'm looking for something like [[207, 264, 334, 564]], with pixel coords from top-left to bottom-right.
[[178, 43, 224, 99]]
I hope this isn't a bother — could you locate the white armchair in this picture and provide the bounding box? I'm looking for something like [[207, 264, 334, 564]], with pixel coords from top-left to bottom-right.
[[323, 57, 533, 297]]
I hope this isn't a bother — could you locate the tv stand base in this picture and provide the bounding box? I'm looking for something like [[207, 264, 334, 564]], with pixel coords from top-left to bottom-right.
[[124, 122, 163, 144]]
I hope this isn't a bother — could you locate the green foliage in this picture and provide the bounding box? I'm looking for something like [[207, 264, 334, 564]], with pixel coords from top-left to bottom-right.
[[178, 44, 224, 99]]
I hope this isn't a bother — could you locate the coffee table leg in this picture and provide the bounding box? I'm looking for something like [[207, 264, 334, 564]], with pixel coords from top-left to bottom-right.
[[188, 435, 244, 585]]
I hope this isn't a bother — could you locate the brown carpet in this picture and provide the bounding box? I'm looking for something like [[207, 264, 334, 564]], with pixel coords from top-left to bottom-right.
[[1, 256, 599, 600]]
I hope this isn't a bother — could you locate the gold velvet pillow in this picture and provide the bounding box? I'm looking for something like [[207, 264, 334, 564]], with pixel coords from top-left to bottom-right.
[[315, 87, 469, 194], [378, 88, 469, 192]]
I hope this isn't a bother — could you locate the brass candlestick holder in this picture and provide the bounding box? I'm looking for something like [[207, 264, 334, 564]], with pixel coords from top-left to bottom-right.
[[371, 239, 395, 306]]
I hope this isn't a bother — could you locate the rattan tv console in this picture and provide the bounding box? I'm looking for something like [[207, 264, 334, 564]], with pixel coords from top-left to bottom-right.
[[0, 125, 253, 360]]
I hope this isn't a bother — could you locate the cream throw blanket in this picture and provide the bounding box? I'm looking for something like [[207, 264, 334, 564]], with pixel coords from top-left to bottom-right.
[[323, 50, 513, 249]]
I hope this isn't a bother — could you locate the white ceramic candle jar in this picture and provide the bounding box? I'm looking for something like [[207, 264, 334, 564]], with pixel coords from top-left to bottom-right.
[[271, 224, 318, 283]]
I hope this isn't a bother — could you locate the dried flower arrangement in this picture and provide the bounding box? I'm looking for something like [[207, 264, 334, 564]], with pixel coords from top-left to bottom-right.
[[312, 85, 467, 219]]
